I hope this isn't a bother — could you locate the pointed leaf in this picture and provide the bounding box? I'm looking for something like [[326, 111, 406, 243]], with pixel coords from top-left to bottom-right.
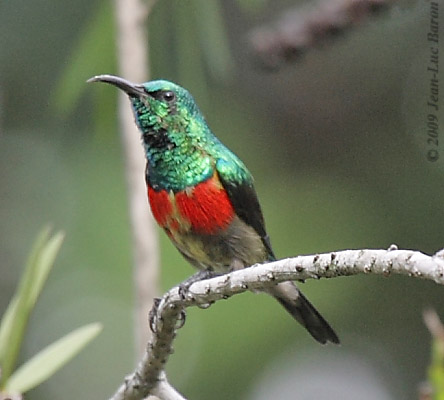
[[0, 297, 19, 362], [0, 227, 64, 386], [50, 0, 116, 116], [5, 323, 102, 394], [172, 2, 208, 102], [28, 231, 65, 307], [193, 0, 235, 80], [0, 226, 51, 363]]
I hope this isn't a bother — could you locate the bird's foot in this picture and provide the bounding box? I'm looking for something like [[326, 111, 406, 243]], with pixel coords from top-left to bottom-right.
[[149, 297, 187, 333], [178, 270, 217, 300], [176, 309, 187, 329]]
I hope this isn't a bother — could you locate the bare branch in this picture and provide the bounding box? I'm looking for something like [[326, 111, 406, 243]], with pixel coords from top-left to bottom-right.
[[248, 0, 400, 69], [151, 373, 188, 400], [109, 246, 444, 400]]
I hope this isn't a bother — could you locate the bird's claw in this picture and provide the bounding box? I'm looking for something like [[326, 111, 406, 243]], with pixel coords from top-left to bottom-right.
[[149, 297, 162, 333], [175, 309, 187, 329], [177, 269, 217, 301], [178, 283, 191, 301]]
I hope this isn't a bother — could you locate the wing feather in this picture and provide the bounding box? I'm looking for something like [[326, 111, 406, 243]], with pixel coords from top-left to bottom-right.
[[215, 159, 275, 260]]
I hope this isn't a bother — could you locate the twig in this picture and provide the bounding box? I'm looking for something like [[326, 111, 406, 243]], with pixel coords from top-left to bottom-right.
[[423, 309, 444, 341], [109, 246, 444, 400], [248, 0, 399, 69], [114, 0, 160, 358]]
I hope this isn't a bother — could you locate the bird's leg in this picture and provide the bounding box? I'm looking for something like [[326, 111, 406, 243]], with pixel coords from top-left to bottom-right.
[[178, 269, 217, 300]]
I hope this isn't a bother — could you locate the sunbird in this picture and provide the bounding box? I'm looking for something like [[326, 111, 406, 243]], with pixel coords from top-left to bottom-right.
[[88, 75, 339, 345]]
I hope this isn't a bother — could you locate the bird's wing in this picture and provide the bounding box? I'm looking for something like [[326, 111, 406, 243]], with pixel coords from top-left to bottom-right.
[[215, 158, 275, 260]]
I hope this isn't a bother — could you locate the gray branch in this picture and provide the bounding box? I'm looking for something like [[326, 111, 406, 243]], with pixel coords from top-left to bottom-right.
[[108, 246, 444, 400], [249, 0, 400, 69]]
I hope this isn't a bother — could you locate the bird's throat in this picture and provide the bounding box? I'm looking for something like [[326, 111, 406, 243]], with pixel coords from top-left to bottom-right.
[[145, 147, 214, 192]]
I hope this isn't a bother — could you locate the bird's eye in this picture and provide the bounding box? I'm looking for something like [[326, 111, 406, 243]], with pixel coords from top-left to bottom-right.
[[162, 91, 176, 103]]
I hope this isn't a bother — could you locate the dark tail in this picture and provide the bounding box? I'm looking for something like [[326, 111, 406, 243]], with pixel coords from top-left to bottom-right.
[[269, 282, 340, 345]]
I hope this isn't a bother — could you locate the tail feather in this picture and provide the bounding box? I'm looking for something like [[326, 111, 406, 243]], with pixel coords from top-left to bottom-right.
[[269, 282, 339, 345]]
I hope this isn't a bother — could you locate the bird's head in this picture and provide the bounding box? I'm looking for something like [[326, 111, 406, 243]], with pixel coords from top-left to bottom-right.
[[88, 74, 203, 151]]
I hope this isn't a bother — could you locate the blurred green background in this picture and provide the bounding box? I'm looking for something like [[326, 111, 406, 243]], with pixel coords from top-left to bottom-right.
[[1, 0, 443, 399]]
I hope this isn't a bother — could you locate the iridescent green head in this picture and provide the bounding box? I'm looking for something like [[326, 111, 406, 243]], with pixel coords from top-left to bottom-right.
[[88, 74, 225, 191], [87, 75, 203, 150]]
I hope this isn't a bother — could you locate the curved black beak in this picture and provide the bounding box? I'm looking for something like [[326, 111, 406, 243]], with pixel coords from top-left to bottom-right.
[[87, 74, 146, 97]]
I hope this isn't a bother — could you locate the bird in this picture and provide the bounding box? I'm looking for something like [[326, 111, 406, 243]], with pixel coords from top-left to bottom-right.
[[88, 74, 339, 345]]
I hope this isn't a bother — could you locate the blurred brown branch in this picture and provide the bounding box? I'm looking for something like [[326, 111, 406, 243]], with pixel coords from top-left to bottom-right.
[[109, 246, 444, 400], [114, 0, 160, 359], [0, 393, 22, 400], [424, 309, 444, 341], [249, 0, 399, 69]]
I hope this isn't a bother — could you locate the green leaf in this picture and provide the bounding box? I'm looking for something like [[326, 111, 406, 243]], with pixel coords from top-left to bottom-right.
[[0, 226, 51, 364], [28, 231, 65, 307], [0, 227, 64, 386], [193, 0, 235, 80], [424, 309, 444, 399], [173, 1, 207, 96], [0, 297, 19, 362], [50, 0, 115, 117], [429, 335, 444, 399], [5, 323, 102, 394]]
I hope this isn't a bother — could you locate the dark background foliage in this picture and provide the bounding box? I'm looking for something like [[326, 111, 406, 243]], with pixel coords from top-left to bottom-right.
[[1, 1, 443, 399]]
